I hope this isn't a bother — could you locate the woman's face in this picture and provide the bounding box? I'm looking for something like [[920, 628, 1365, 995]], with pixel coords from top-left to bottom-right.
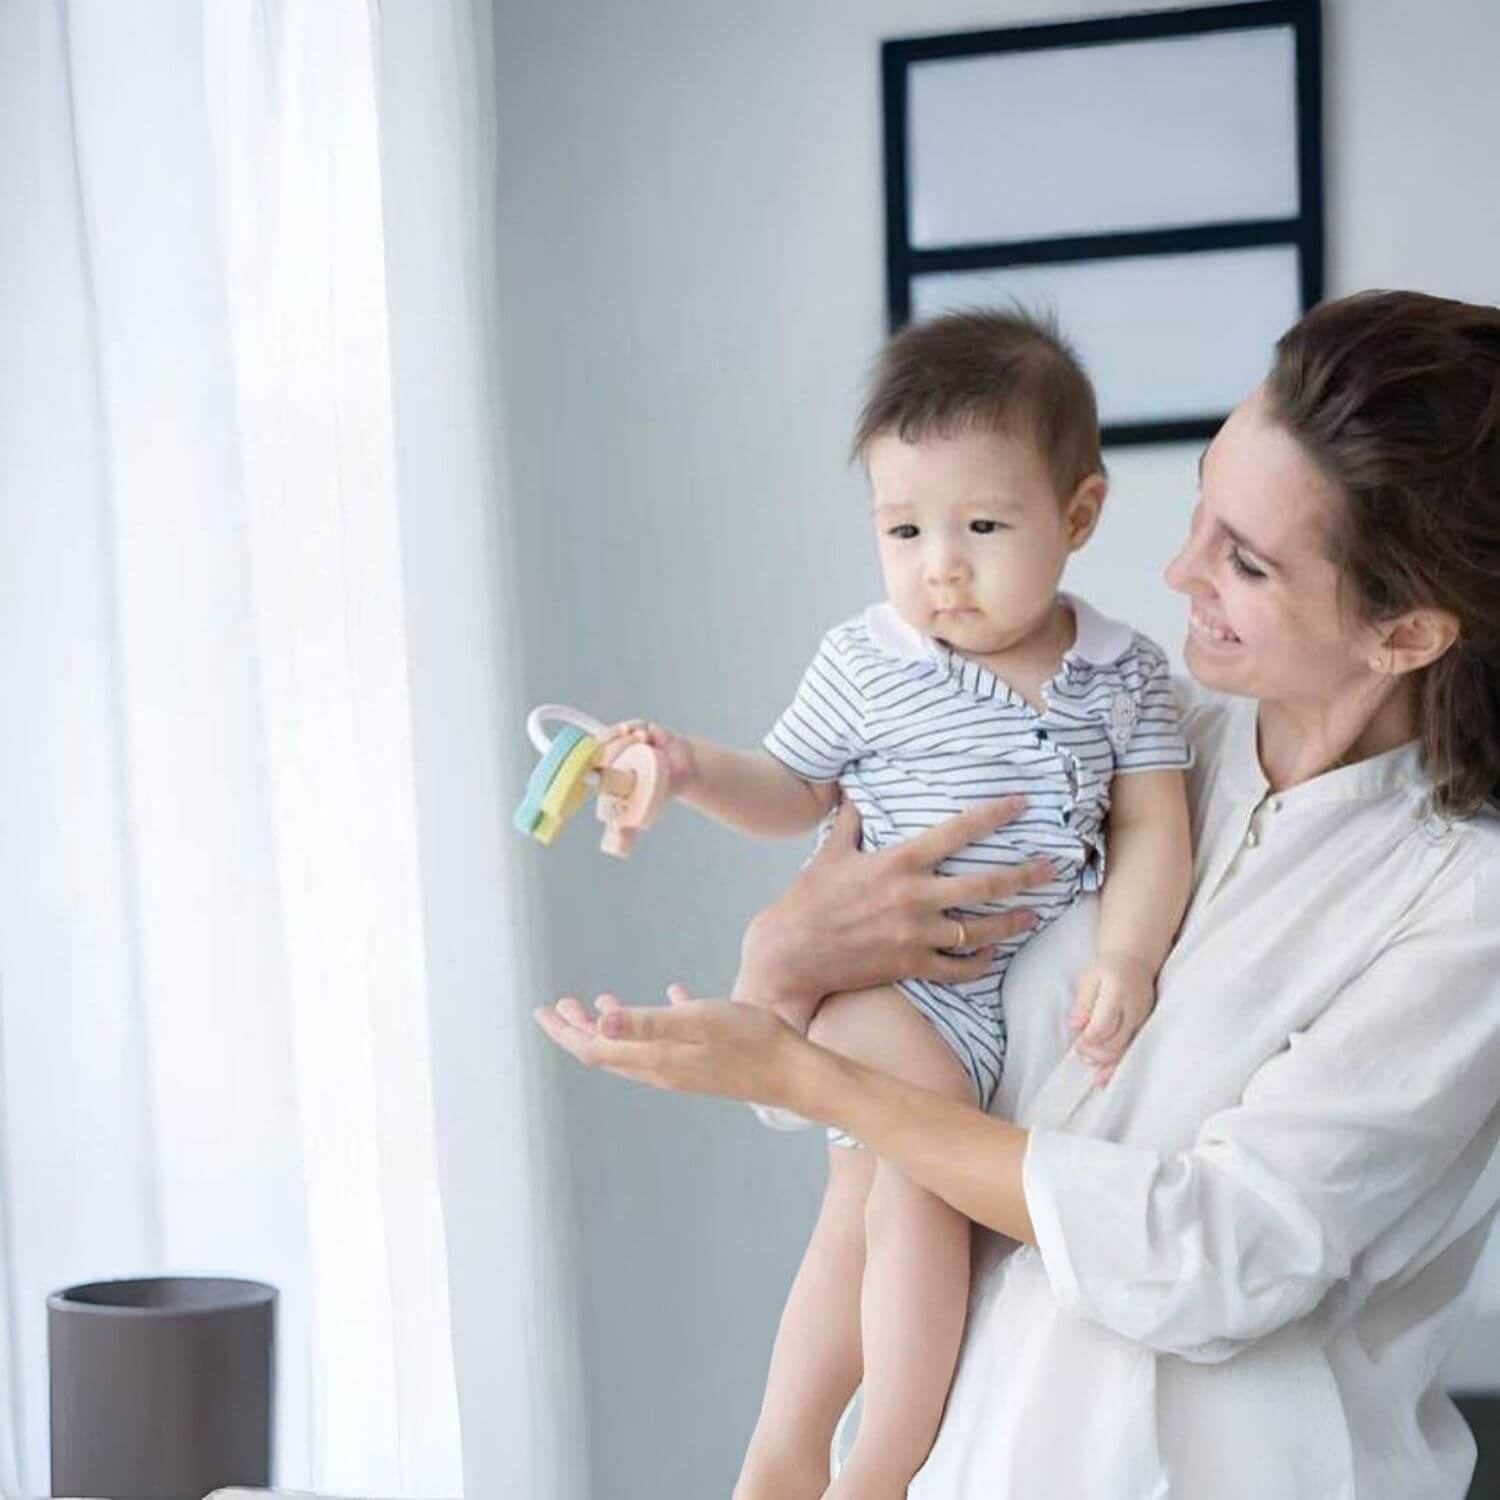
[[1164, 387, 1374, 704]]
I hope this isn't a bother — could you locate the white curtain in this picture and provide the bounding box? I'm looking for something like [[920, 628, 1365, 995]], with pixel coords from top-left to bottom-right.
[[0, 3, 580, 1495]]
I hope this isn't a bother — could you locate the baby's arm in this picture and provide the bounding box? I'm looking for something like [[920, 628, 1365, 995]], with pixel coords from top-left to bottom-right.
[[1072, 767, 1192, 1082], [603, 721, 838, 839], [602, 623, 859, 846], [680, 737, 839, 836], [1097, 767, 1192, 978]]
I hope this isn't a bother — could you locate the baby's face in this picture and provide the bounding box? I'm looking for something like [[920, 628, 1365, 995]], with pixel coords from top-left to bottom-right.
[[867, 426, 1097, 656]]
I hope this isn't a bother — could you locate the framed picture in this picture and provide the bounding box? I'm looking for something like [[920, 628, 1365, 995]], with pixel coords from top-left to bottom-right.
[[882, 0, 1324, 445]]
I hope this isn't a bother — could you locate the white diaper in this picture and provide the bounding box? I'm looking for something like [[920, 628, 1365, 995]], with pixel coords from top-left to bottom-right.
[[750, 1102, 813, 1131]]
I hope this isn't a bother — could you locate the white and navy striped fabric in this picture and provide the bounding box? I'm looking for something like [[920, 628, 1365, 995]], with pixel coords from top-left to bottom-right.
[[763, 594, 1190, 1118]]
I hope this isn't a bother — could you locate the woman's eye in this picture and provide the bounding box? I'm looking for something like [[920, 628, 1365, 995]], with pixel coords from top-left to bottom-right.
[[1228, 548, 1266, 580], [970, 519, 1006, 534], [887, 524, 919, 540]]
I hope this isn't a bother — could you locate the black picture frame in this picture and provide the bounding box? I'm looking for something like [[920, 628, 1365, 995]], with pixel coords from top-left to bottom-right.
[[881, 0, 1325, 447]]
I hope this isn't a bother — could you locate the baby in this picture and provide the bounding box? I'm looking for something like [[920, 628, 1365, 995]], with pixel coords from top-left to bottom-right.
[[601, 309, 1192, 1499]]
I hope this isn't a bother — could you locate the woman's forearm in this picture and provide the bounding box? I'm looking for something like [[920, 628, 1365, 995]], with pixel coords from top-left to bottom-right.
[[537, 960, 1039, 1239], [784, 1039, 1036, 1245]]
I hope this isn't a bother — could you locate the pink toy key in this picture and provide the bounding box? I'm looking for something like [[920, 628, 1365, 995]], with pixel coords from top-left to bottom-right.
[[596, 739, 668, 858]]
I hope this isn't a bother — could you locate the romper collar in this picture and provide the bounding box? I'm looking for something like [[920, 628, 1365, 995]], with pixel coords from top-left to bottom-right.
[[862, 594, 1134, 669]]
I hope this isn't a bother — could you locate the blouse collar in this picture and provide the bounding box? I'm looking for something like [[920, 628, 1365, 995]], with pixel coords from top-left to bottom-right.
[[1219, 692, 1427, 808]]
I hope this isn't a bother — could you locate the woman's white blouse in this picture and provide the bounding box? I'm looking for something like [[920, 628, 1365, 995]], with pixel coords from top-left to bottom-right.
[[910, 687, 1500, 1500]]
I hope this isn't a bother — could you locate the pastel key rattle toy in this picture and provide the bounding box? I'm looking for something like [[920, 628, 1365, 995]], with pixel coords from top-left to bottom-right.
[[513, 704, 669, 858]]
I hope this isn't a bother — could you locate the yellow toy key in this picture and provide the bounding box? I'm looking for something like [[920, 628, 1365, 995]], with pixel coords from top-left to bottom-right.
[[539, 735, 601, 827]]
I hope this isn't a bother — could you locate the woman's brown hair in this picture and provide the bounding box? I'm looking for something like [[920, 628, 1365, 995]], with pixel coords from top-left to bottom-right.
[[1266, 290, 1500, 817]]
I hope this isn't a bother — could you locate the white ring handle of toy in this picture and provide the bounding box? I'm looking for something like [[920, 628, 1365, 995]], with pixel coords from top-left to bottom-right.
[[527, 703, 609, 756]]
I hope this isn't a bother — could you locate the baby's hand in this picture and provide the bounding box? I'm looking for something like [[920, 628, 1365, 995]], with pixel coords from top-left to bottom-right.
[[599, 719, 700, 798], [1069, 952, 1158, 1089]]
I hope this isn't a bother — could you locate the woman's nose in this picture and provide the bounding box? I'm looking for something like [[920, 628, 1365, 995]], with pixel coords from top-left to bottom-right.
[[1166, 502, 1214, 595], [1164, 531, 1204, 595]]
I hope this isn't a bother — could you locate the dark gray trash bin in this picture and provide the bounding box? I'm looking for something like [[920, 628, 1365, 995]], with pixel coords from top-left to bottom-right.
[[48, 1276, 276, 1500]]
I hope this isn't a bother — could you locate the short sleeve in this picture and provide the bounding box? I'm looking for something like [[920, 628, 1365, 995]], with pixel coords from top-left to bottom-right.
[[1114, 636, 1194, 774], [762, 629, 865, 783]]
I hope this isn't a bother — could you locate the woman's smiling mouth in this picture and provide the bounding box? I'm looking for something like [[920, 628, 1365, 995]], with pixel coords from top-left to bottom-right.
[[1189, 607, 1241, 646]]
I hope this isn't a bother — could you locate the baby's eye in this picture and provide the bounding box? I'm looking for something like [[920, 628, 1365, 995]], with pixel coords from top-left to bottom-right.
[[887, 524, 919, 540], [970, 519, 1006, 535]]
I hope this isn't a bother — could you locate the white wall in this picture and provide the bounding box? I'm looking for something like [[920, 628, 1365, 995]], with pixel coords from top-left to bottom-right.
[[487, 1, 1500, 1493]]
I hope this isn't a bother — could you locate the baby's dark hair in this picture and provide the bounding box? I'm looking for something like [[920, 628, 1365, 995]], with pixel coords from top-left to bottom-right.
[[851, 307, 1104, 496]]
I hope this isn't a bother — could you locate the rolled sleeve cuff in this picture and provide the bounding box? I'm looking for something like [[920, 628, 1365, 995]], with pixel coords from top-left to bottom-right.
[[1022, 1125, 1088, 1315], [1021, 1124, 1326, 1363]]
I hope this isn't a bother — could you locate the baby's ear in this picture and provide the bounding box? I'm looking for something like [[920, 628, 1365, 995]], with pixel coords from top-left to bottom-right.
[[1065, 473, 1108, 549]]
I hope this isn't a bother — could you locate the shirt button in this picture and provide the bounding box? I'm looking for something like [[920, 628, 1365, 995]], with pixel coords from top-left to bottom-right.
[[1268, 797, 1283, 813], [1245, 828, 1260, 848], [1036, 729, 1049, 742]]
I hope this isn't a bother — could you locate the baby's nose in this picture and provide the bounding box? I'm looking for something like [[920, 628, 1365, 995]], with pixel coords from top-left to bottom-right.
[[926, 548, 969, 582]]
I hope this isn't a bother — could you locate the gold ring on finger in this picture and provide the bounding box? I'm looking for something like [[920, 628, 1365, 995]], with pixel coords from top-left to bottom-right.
[[948, 915, 969, 950]]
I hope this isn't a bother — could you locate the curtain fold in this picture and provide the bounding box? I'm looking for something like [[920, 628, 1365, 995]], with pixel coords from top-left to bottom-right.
[[0, 2, 578, 1494], [371, 2, 591, 1494]]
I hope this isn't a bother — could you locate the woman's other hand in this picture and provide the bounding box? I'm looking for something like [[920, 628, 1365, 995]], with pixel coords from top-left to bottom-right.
[[533, 985, 804, 1107], [735, 795, 1054, 1014]]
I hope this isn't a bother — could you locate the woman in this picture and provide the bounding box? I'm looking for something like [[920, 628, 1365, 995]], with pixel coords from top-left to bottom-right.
[[535, 290, 1500, 1498]]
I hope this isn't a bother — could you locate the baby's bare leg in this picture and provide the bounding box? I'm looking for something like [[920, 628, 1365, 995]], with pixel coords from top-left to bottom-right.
[[731, 953, 822, 1034], [731, 926, 824, 1129], [733, 1143, 876, 1500], [808, 985, 975, 1500], [834, 1158, 971, 1497]]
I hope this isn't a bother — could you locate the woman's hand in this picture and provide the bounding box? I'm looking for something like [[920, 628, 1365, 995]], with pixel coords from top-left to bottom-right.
[[735, 795, 1054, 1013], [534, 985, 806, 1108]]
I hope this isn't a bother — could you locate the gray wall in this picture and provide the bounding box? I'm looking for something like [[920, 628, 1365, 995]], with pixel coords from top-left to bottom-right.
[[486, 1, 1500, 1494]]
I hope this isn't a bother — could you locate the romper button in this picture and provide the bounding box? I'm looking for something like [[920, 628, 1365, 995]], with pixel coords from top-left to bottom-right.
[[1245, 828, 1260, 848], [1036, 729, 1048, 742]]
